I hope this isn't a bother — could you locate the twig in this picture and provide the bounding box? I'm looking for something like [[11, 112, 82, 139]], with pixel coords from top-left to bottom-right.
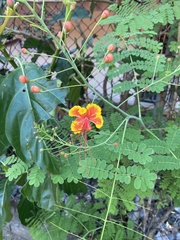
[[147, 205, 174, 239]]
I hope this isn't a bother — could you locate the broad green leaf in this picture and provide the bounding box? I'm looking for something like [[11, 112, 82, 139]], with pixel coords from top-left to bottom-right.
[[0, 63, 67, 174], [0, 178, 14, 229], [55, 53, 74, 84], [18, 196, 38, 226], [23, 37, 55, 63], [0, 75, 9, 155], [21, 176, 58, 210], [60, 181, 87, 195], [67, 78, 83, 104]]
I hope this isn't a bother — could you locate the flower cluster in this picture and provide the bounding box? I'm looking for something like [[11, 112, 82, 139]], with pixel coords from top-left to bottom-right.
[[69, 103, 103, 134]]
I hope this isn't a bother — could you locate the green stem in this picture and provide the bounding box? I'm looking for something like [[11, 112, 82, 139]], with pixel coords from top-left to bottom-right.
[[49, 48, 61, 73], [0, 47, 18, 69], [100, 118, 129, 240], [15, 57, 25, 74]]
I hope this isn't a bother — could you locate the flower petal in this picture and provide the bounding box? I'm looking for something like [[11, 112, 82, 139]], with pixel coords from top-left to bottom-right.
[[69, 106, 86, 117], [86, 104, 102, 117], [70, 120, 83, 134], [90, 115, 104, 129]]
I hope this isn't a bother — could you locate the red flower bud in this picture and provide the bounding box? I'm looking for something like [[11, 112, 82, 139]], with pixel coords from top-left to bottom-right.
[[101, 10, 110, 19], [21, 48, 28, 54], [31, 86, 41, 93], [70, 4, 76, 10], [64, 21, 73, 32], [107, 44, 115, 52], [6, 0, 14, 8], [104, 53, 114, 63], [19, 75, 29, 84]]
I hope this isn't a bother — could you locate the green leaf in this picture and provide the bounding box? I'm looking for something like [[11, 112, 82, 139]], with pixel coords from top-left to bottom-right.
[[0, 75, 9, 155], [18, 196, 38, 226], [21, 176, 58, 210], [0, 178, 14, 229], [0, 63, 67, 173], [5, 159, 28, 181], [28, 165, 46, 187], [124, 175, 131, 184], [24, 37, 55, 62], [67, 78, 83, 104], [78, 158, 114, 180], [55, 53, 74, 85], [134, 176, 141, 190], [124, 142, 153, 164], [165, 125, 180, 151], [51, 174, 64, 184], [60, 181, 87, 195], [113, 81, 137, 94]]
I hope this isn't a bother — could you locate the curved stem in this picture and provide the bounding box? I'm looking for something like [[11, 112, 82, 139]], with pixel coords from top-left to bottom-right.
[[100, 118, 129, 240], [14, 57, 25, 74]]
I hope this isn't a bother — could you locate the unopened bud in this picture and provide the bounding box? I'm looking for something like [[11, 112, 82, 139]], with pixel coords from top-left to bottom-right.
[[7, 0, 14, 8], [70, 4, 76, 10], [101, 10, 110, 19], [21, 48, 28, 54]]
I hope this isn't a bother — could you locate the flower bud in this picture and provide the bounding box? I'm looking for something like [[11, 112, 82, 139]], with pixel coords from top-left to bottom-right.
[[107, 44, 115, 52], [64, 21, 73, 32], [104, 53, 114, 63], [101, 10, 110, 19], [21, 48, 28, 54], [19, 75, 29, 84], [70, 4, 76, 10], [7, 0, 14, 8], [31, 86, 41, 93]]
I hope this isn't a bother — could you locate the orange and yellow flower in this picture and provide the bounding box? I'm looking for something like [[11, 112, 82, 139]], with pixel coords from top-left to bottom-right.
[[69, 103, 103, 134]]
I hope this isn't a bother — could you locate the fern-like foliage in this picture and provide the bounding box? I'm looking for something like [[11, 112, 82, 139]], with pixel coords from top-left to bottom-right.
[[159, 170, 180, 207], [121, 142, 154, 164], [94, 0, 180, 94], [4, 156, 32, 181], [78, 157, 114, 179], [145, 156, 180, 171], [165, 125, 180, 151], [27, 165, 46, 187], [27, 194, 107, 239]]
